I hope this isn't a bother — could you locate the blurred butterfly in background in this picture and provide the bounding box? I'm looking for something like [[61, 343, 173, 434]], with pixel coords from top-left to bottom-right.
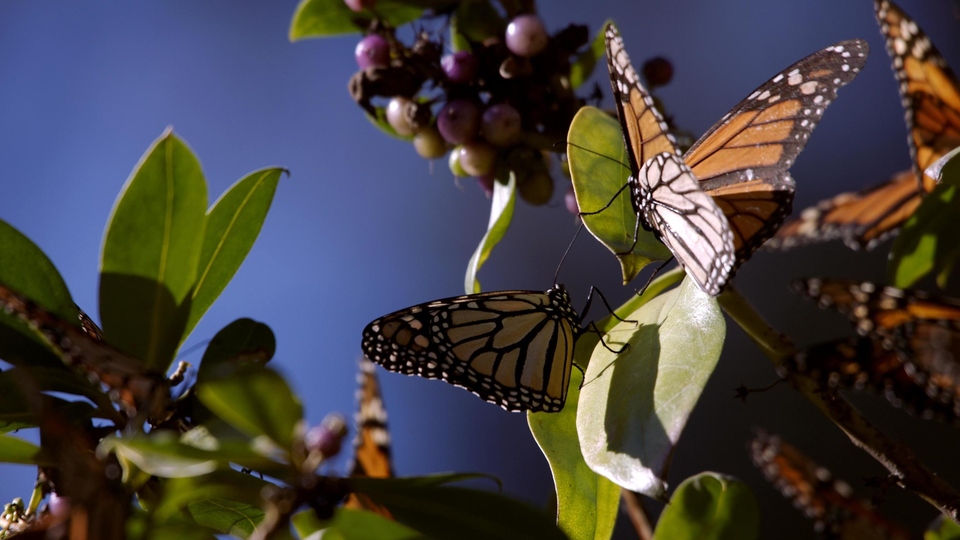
[[749, 429, 911, 539], [360, 285, 581, 412], [787, 277, 960, 422], [0, 283, 170, 421], [768, 0, 960, 250], [600, 23, 867, 295], [344, 357, 394, 517]]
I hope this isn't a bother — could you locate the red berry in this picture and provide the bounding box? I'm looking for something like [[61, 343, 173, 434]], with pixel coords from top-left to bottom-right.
[[355, 35, 389, 70], [437, 99, 481, 145], [642, 57, 674, 88], [505, 15, 548, 57]]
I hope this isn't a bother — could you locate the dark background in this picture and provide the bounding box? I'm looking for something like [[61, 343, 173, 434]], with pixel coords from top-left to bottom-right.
[[0, 1, 958, 537]]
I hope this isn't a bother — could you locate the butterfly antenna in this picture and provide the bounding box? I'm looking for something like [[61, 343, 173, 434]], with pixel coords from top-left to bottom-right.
[[562, 141, 631, 173], [554, 220, 584, 285], [636, 258, 674, 297]]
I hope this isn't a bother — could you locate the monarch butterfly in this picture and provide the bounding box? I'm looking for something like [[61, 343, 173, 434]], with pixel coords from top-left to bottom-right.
[[601, 24, 867, 295], [360, 285, 582, 412], [791, 277, 960, 415], [767, 0, 960, 250], [749, 430, 911, 539], [344, 358, 394, 517], [0, 283, 169, 420]]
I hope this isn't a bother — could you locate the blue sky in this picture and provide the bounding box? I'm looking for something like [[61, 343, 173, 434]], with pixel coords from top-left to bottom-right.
[[1, 1, 958, 536]]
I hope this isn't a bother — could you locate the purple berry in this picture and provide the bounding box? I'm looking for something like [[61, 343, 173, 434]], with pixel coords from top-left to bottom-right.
[[47, 494, 70, 519], [414, 126, 447, 159], [505, 15, 548, 57], [643, 57, 674, 88], [564, 185, 579, 215], [305, 414, 347, 458], [477, 174, 495, 198], [441, 51, 478, 84], [386, 97, 415, 136], [458, 142, 497, 176], [437, 99, 481, 145], [481, 104, 521, 147], [355, 35, 389, 70], [344, 0, 375, 12]]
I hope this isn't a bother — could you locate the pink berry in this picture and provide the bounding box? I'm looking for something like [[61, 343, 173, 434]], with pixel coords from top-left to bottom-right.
[[386, 97, 415, 136], [441, 51, 478, 84], [355, 35, 389, 70], [564, 185, 579, 215], [305, 414, 347, 457], [505, 15, 548, 57], [459, 142, 497, 177], [437, 99, 481, 145], [344, 0, 375, 12], [481, 104, 521, 147]]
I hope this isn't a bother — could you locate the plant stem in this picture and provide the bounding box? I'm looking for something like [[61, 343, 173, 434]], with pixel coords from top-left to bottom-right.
[[718, 286, 960, 522]]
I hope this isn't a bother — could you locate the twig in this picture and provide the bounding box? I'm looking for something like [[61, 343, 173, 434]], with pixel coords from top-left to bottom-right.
[[718, 286, 960, 522], [620, 489, 653, 540]]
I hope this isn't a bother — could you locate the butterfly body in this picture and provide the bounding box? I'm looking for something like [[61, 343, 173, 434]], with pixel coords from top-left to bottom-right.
[[361, 284, 579, 412], [603, 24, 866, 294]]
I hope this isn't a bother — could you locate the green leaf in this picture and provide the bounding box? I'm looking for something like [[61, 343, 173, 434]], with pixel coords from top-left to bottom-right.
[[154, 469, 272, 523], [289, 0, 424, 40], [294, 508, 428, 540], [528, 368, 619, 540], [569, 22, 610, 90], [453, 0, 504, 44], [577, 277, 725, 497], [186, 498, 263, 538], [351, 479, 566, 540], [184, 169, 283, 340], [926, 514, 960, 540], [653, 473, 759, 540], [196, 364, 303, 450], [100, 128, 208, 372], [889, 147, 960, 289], [0, 433, 46, 465], [568, 106, 671, 284], [98, 429, 281, 481], [465, 174, 516, 294], [196, 319, 276, 382]]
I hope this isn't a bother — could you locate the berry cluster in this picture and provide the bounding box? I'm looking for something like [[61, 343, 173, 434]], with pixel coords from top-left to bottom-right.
[[348, 2, 596, 207]]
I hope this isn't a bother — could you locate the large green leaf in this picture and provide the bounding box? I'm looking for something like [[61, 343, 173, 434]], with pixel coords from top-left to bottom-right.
[[100, 129, 208, 372], [652, 473, 759, 540], [465, 174, 516, 294], [154, 469, 272, 524], [183, 168, 282, 340], [293, 508, 427, 540], [528, 369, 618, 540], [196, 364, 303, 450], [927, 515, 960, 540], [568, 106, 670, 284], [289, 0, 430, 40], [196, 319, 276, 382], [889, 147, 960, 289], [186, 498, 263, 539], [569, 22, 610, 90], [0, 433, 47, 465], [577, 277, 724, 497], [351, 479, 566, 540]]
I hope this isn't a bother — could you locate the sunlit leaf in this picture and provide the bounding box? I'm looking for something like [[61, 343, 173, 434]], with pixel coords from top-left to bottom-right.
[[528, 369, 619, 540], [465, 174, 516, 294], [100, 128, 208, 372], [290, 0, 426, 40], [926, 514, 960, 540], [184, 168, 283, 340], [0, 433, 46, 465], [578, 277, 724, 497], [889, 148, 960, 289], [653, 473, 759, 540], [568, 106, 670, 284]]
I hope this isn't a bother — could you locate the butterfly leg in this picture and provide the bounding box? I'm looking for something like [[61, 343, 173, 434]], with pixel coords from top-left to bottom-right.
[[634, 258, 674, 297], [582, 320, 631, 354], [580, 286, 637, 325], [578, 181, 631, 217]]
